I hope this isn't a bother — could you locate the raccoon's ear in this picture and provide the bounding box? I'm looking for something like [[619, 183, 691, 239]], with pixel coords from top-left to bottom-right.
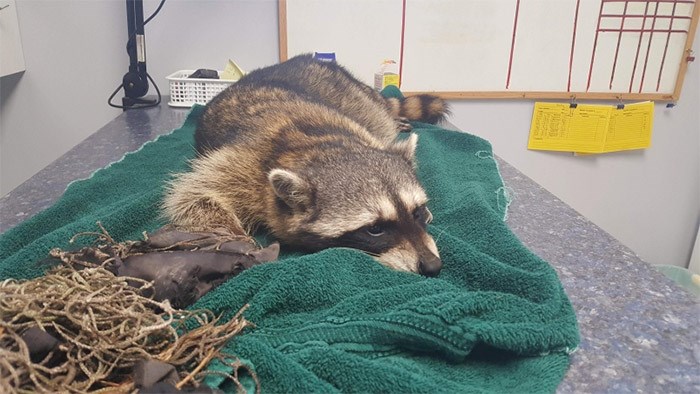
[[389, 133, 419, 162], [268, 169, 311, 210]]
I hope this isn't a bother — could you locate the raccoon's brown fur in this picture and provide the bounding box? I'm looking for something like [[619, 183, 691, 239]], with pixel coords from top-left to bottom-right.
[[162, 54, 448, 276]]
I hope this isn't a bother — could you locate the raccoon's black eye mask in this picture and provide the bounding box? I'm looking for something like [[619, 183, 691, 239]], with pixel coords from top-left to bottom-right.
[[338, 222, 395, 254], [364, 205, 430, 237], [360, 203, 431, 237], [298, 204, 433, 255]]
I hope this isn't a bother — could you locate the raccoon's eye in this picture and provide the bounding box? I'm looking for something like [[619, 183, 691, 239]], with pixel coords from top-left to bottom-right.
[[366, 225, 385, 237]]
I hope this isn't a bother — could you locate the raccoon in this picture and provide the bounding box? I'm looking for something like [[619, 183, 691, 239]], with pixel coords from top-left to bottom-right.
[[162, 54, 448, 276]]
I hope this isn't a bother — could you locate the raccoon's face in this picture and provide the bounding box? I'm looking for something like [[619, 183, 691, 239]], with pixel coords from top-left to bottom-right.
[[267, 135, 442, 277], [324, 190, 442, 277]]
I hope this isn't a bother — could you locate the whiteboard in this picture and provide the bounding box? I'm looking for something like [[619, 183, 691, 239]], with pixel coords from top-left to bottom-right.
[[280, 0, 699, 101]]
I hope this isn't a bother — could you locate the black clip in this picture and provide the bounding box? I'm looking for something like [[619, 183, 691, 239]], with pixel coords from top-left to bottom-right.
[[666, 102, 676, 108], [569, 96, 578, 109], [616, 97, 625, 110]]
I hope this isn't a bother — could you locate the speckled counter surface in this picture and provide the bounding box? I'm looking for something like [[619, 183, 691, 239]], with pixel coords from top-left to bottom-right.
[[499, 159, 699, 393], [1, 102, 698, 393], [0, 104, 189, 232]]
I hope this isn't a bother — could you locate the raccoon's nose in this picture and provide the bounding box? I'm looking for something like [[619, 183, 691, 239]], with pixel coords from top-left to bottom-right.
[[419, 254, 442, 277]]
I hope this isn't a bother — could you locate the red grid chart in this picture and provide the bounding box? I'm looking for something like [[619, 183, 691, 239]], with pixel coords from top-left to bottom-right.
[[587, 0, 696, 93], [506, 0, 696, 95]]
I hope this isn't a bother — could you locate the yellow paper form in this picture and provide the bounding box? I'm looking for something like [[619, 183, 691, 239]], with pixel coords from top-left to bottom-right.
[[604, 101, 654, 152], [527, 102, 654, 154]]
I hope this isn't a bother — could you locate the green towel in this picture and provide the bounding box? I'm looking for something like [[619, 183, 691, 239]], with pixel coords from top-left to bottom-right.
[[0, 104, 579, 393]]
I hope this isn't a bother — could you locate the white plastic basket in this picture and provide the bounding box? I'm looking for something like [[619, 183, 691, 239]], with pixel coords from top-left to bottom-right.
[[166, 70, 237, 107]]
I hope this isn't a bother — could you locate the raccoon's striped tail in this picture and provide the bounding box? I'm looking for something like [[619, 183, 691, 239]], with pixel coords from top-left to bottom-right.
[[385, 94, 449, 125]]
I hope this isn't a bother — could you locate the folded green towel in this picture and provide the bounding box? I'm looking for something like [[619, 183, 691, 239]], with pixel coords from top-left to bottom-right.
[[0, 104, 579, 393]]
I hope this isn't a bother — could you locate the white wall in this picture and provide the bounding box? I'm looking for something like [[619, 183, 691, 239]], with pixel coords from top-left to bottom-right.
[[1, 0, 126, 194], [1, 0, 698, 269], [143, 0, 280, 91]]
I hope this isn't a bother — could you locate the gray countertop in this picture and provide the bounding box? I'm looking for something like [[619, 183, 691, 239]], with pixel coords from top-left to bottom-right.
[[1, 101, 698, 393]]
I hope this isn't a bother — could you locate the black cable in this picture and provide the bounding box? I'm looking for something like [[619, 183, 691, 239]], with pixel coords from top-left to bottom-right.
[[108, 71, 162, 109], [144, 0, 166, 26], [108, 0, 166, 110]]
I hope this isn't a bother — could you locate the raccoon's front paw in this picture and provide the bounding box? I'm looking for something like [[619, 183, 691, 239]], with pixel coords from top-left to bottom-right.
[[395, 117, 413, 133]]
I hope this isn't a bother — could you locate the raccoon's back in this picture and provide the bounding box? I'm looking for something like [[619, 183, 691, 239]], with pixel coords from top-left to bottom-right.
[[194, 84, 296, 153], [194, 84, 384, 160], [196, 55, 398, 151], [236, 54, 386, 114], [195, 54, 448, 153]]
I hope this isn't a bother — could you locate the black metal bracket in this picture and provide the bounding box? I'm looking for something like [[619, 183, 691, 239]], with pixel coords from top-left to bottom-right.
[[121, 0, 151, 108]]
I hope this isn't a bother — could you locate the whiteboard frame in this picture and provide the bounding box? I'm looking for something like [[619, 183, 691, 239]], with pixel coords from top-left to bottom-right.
[[278, 0, 699, 102]]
